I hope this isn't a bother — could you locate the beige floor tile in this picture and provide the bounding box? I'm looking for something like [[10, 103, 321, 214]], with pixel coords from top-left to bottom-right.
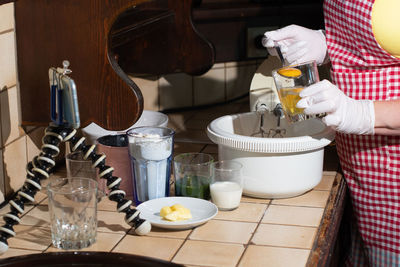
[[272, 190, 330, 208], [97, 210, 131, 234], [8, 225, 51, 251], [251, 224, 316, 249], [45, 232, 124, 252], [262, 205, 324, 227], [113, 235, 184, 261], [132, 227, 191, 239], [189, 220, 257, 244], [172, 240, 244, 267], [0, 248, 40, 259], [97, 197, 116, 211], [213, 202, 267, 223], [238, 245, 310, 267], [241, 195, 271, 204], [19, 205, 50, 227], [33, 191, 48, 204], [314, 174, 335, 191]]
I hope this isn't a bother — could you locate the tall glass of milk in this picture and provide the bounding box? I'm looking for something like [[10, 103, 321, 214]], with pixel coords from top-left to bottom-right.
[[210, 161, 243, 211], [127, 126, 175, 205]]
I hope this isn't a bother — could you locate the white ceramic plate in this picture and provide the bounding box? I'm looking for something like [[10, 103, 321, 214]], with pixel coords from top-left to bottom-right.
[[136, 197, 218, 230]]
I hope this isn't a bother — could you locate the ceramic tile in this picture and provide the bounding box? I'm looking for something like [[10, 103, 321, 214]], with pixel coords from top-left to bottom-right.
[[314, 174, 335, 191], [32, 191, 47, 205], [213, 202, 267, 223], [130, 76, 159, 111], [184, 118, 211, 131], [0, 31, 16, 88], [132, 227, 191, 239], [226, 65, 257, 100], [8, 225, 52, 251], [167, 113, 189, 132], [19, 205, 50, 227], [193, 68, 225, 106], [173, 143, 205, 154], [0, 3, 14, 33], [113, 235, 184, 261], [189, 220, 257, 244], [251, 224, 316, 249], [1, 87, 23, 146], [97, 197, 116, 211], [212, 63, 225, 69], [189, 104, 240, 121], [201, 144, 218, 154], [26, 127, 45, 163], [172, 240, 244, 267], [0, 248, 40, 259], [97, 210, 131, 234], [241, 195, 271, 204], [159, 73, 193, 110], [238, 245, 310, 267], [272, 190, 330, 208], [262, 205, 324, 227], [0, 150, 4, 201], [2, 136, 27, 196], [46, 232, 124, 252], [225, 61, 257, 67], [174, 129, 211, 144]]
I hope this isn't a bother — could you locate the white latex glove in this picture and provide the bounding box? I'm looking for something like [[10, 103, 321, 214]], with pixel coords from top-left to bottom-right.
[[296, 80, 375, 135], [262, 25, 328, 65]]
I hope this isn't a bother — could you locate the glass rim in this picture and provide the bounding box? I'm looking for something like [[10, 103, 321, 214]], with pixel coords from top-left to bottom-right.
[[211, 160, 243, 171], [272, 60, 317, 72], [47, 177, 98, 194], [126, 126, 175, 139], [174, 152, 214, 165]]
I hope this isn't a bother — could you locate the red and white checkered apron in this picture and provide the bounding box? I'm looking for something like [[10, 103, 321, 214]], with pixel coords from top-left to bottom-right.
[[324, 0, 400, 266]]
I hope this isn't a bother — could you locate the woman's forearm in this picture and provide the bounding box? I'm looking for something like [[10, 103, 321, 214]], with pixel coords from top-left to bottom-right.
[[373, 100, 400, 135]]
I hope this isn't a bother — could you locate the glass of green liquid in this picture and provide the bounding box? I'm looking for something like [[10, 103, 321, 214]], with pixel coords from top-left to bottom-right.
[[173, 153, 214, 200]]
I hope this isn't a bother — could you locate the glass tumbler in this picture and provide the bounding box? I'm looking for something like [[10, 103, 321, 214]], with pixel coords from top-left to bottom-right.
[[272, 60, 320, 123], [173, 153, 214, 199], [47, 177, 98, 250], [127, 126, 175, 205], [210, 160, 243, 211]]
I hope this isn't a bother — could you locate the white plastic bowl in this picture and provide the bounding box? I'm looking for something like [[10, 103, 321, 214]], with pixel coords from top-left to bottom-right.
[[207, 112, 334, 199], [82, 110, 169, 145]]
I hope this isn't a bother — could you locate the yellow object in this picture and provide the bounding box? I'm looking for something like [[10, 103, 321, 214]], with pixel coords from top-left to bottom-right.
[[160, 206, 172, 218], [160, 204, 192, 221], [278, 87, 304, 115], [277, 67, 302, 78], [371, 0, 400, 58]]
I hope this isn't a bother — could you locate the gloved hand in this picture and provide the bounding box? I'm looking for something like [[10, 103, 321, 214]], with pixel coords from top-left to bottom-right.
[[296, 80, 375, 135], [262, 25, 328, 65]]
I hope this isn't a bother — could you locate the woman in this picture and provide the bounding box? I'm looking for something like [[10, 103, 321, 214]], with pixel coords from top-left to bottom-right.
[[263, 0, 400, 266]]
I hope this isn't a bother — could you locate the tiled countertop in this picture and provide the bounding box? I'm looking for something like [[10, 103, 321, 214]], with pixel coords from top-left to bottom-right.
[[0, 98, 344, 266]]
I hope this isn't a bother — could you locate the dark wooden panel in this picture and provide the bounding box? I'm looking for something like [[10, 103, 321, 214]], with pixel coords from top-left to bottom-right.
[[15, 0, 214, 130]]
